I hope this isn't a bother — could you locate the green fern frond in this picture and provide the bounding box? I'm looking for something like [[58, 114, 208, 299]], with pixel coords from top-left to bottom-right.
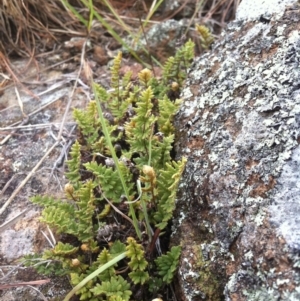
[[33, 181, 97, 241], [97, 248, 113, 264], [102, 124, 124, 154], [148, 277, 164, 293], [98, 204, 111, 219], [31, 195, 64, 207], [124, 85, 140, 107], [31, 195, 77, 234], [73, 101, 100, 146], [95, 53, 131, 122], [162, 56, 176, 83], [94, 83, 110, 103], [126, 238, 148, 271], [23, 254, 66, 276], [110, 240, 126, 256], [81, 240, 99, 253], [126, 238, 147, 267], [126, 237, 149, 284], [139, 165, 157, 226], [121, 71, 132, 88], [84, 241, 126, 290], [110, 95, 131, 123], [90, 275, 132, 301], [39, 203, 77, 234], [50, 242, 79, 256], [95, 82, 132, 123], [148, 134, 174, 170], [70, 271, 99, 301], [154, 157, 187, 230], [96, 248, 116, 282], [157, 96, 181, 136], [84, 161, 125, 202], [109, 296, 126, 301], [41, 251, 88, 276], [125, 86, 156, 163], [110, 52, 122, 99], [117, 160, 135, 195], [162, 39, 194, 86], [155, 246, 181, 284], [66, 140, 81, 184], [75, 180, 97, 242], [196, 24, 214, 49], [128, 270, 149, 285]]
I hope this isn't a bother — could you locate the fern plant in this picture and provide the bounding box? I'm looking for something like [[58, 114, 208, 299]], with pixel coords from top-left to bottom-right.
[[196, 24, 214, 50], [24, 40, 194, 301]]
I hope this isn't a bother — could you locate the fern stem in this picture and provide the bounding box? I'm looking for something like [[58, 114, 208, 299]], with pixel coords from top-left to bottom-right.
[[147, 124, 154, 166], [140, 197, 152, 241], [140, 125, 154, 240], [92, 82, 142, 240]]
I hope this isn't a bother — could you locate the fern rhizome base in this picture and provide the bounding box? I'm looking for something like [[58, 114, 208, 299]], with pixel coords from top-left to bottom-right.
[[24, 40, 194, 301]]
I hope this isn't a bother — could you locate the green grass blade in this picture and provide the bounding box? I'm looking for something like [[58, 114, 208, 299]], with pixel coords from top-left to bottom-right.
[[63, 252, 126, 301], [61, 0, 88, 27], [92, 81, 142, 239]]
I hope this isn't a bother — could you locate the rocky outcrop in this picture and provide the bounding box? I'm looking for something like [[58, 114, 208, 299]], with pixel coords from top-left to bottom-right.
[[172, 1, 300, 300]]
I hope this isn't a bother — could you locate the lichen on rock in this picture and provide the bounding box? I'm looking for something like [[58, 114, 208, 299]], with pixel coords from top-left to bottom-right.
[[172, 2, 300, 300]]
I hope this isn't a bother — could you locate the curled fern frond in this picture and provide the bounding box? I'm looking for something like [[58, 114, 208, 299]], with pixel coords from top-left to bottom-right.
[[98, 204, 111, 219], [138, 68, 152, 87]]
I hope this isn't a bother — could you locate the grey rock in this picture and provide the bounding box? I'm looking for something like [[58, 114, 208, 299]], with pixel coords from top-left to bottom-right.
[[172, 2, 300, 301], [160, 0, 195, 18], [236, 0, 297, 21], [125, 19, 188, 60]]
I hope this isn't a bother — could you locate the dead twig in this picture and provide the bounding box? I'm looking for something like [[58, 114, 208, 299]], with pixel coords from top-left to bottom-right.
[[0, 208, 30, 233], [0, 52, 39, 100], [0, 122, 77, 131], [0, 116, 29, 145], [0, 279, 50, 289]]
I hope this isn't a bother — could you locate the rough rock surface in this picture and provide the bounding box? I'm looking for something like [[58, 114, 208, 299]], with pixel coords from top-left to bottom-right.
[[236, 0, 296, 21], [172, 2, 300, 301]]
